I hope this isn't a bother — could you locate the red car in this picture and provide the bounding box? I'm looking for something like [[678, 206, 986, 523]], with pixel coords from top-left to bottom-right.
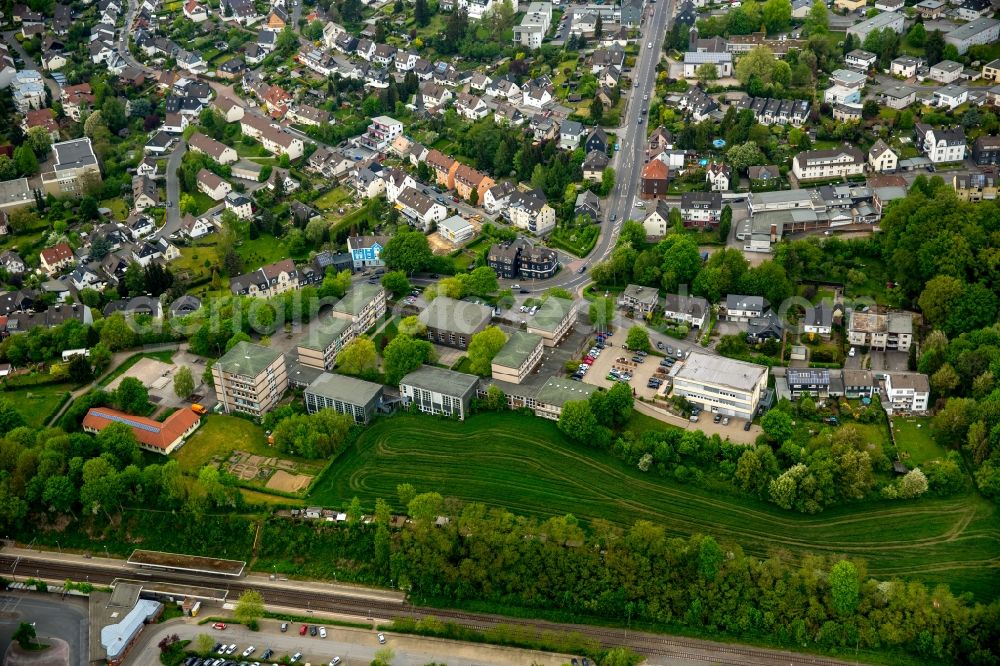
[[213, 622, 227, 630], [582, 357, 594, 364], [299, 624, 308, 636]]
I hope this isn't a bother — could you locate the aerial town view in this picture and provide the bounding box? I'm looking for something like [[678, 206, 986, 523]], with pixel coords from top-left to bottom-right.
[[0, 0, 998, 662]]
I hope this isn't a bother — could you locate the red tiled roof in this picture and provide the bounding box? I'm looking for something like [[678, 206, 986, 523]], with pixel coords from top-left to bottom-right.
[[82, 407, 201, 451]]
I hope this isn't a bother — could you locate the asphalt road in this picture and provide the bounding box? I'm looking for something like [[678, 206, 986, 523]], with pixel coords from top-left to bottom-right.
[[0, 594, 88, 666], [2, 31, 61, 99], [521, 0, 674, 295], [163, 139, 187, 237]]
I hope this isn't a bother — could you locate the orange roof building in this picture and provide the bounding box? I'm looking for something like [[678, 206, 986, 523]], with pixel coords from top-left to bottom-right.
[[82, 407, 202, 455], [640, 159, 669, 200]]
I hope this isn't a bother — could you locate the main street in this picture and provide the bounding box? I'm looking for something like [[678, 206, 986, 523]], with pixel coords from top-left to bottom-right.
[[533, 0, 675, 294]]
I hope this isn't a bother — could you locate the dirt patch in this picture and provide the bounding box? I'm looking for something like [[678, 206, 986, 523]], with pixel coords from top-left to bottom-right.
[[266, 470, 313, 493]]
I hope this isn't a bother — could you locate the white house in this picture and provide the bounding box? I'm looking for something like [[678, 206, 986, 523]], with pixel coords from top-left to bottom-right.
[[868, 140, 898, 173], [705, 163, 730, 191], [933, 85, 968, 109], [929, 59, 963, 84], [792, 146, 865, 181], [437, 215, 475, 245], [884, 373, 930, 414], [196, 169, 232, 201], [915, 124, 966, 163]]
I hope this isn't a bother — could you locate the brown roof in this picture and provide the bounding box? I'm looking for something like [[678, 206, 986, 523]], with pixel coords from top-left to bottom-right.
[[425, 149, 455, 172], [455, 163, 489, 188], [40, 243, 73, 265], [197, 168, 226, 190], [641, 159, 669, 181], [188, 132, 232, 160], [83, 407, 201, 451]]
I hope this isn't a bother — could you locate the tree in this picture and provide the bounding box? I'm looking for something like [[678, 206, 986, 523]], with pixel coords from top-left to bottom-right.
[[589, 297, 615, 329], [924, 29, 945, 66], [829, 560, 859, 614], [336, 337, 378, 379], [695, 63, 719, 82], [467, 326, 507, 376], [590, 94, 604, 125], [12, 623, 38, 649], [906, 22, 926, 48], [698, 535, 724, 581], [381, 230, 433, 274], [13, 145, 38, 176], [194, 634, 215, 656], [805, 0, 828, 35], [114, 377, 150, 415], [396, 483, 416, 508], [173, 366, 195, 400], [383, 334, 434, 385], [558, 400, 598, 443], [626, 326, 651, 352], [726, 141, 767, 172], [398, 315, 427, 338], [897, 468, 928, 499], [930, 363, 960, 397], [919, 275, 964, 329], [319, 270, 352, 299], [862, 99, 880, 120], [762, 0, 791, 33], [735, 445, 779, 497], [90, 343, 112, 373], [26, 126, 52, 157], [234, 589, 264, 629], [372, 647, 395, 666], [42, 475, 76, 513], [0, 398, 25, 437], [718, 205, 732, 243], [414, 0, 430, 26], [381, 271, 411, 297], [735, 46, 777, 84], [761, 410, 793, 443], [67, 354, 93, 384]]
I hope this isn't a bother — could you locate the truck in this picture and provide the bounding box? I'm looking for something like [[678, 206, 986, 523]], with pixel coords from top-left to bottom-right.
[[191, 404, 208, 415]]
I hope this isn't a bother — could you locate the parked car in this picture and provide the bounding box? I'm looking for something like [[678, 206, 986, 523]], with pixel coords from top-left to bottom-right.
[[744, 421, 752, 431], [722, 417, 730, 425], [241, 647, 255, 658], [291, 653, 302, 663], [319, 627, 327, 638], [849, 347, 856, 357], [213, 623, 227, 630], [280, 623, 288, 633], [299, 625, 308, 636], [377, 633, 387, 644], [310, 625, 318, 636]]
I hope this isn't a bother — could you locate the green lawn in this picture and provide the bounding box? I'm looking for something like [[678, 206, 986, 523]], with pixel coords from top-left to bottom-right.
[[237, 234, 306, 268], [173, 415, 273, 472], [101, 198, 129, 219], [892, 416, 945, 466], [309, 412, 1000, 600], [312, 186, 353, 211], [4, 383, 74, 428], [174, 243, 221, 283]]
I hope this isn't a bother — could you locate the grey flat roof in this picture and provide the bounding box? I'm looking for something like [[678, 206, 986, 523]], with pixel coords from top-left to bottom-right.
[[101, 599, 163, 660], [0, 178, 31, 206], [492, 330, 542, 369], [673, 351, 768, 392], [215, 341, 283, 377], [305, 371, 383, 405], [418, 295, 492, 335], [53, 137, 97, 170], [529, 296, 574, 333], [535, 376, 596, 407], [401, 364, 479, 396]]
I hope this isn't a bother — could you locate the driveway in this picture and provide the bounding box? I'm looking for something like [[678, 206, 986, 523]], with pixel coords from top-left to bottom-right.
[[2, 31, 61, 99]]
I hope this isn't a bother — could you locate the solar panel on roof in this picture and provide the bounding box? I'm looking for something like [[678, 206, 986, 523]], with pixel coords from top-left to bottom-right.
[[95, 410, 162, 433]]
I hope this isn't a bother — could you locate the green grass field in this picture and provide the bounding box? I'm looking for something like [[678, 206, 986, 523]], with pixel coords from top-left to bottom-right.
[[892, 417, 945, 465], [309, 412, 1000, 600], [174, 415, 273, 472], [4, 383, 74, 427]]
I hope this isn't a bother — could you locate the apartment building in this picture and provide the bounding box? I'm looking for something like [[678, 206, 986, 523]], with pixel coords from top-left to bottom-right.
[[490, 331, 544, 384], [620, 283, 659, 314], [514, 2, 552, 49], [304, 372, 384, 424], [358, 116, 404, 152], [297, 316, 355, 371], [792, 146, 865, 181], [229, 258, 299, 298], [847, 310, 913, 351], [239, 113, 304, 158], [670, 352, 769, 421], [400, 365, 479, 419], [914, 124, 966, 164], [213, 341, 288, 416], [883, 372, 930, 414], [486, 239, 559, 280], [331, 283, 387, 334]]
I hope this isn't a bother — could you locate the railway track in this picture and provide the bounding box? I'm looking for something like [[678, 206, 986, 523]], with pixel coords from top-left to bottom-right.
[[0, 554, 860, 665]]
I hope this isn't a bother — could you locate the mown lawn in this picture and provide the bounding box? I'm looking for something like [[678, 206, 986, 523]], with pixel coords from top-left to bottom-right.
[[173, 415, 273, 472], [892, 416, 945, 465], [4, 383, 74, 427], [309, 412, 1000, 600], [312, 186, 353, 211]]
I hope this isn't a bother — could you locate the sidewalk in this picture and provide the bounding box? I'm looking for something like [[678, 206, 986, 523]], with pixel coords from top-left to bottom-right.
[[1, 544, 405, 604]]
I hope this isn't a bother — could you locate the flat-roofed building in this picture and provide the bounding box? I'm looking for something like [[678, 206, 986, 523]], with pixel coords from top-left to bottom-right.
[[884, 372, 930, 413], [297, 316, 355, 370], [41, 137, 102, 197], [212, 341, 288, 416], [787, 368, 831, 398], [304, 372, 384, 423], [478, 375, 598, 420], [526, 296, 576, 346], [418, 296, 492, 349], [331, 283, 386, 333], [0, 178, 34, 211], [491, 331, 544, 383], [400, 365, 479, 419], [619, 283, 659, 314], [847, 310, 912, 351], [82, 407, 201, 455], [670, 352, 768, 420]]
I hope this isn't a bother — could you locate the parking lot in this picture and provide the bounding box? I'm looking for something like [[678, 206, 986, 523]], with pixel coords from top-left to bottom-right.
[[578, 328, 677, 400]]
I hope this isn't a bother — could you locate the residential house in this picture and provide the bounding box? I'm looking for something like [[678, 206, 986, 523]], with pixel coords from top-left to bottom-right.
[[847, 310, 913, 351], [583, 150, 609, 182], [972, 135, 1000, 165], [453, 164, 494, 205], [454, 93, 488, 120], [352, 165, 386, 200], [944, 17, 999, 55], [239, 113, 304, 159], [487, 239, 558, 280], [41, 138, 102, 198], [846, 12, 905, 43], [559, 120, 585, 150], [395, 187, 448, 230], [845, 49, 877, 71], [196, 169, 232, 201], [131, 175, 159, 210], [803, 301, 834, 336], [642, 200, 673, 238], [425, 149, 459, 189], [483, 181, 517, 215], [585, 128, 609, 154], [952, 173, 997, 202], [507, 189, 555, 234], [914, 124, 967, 163], [179, 214, 215, 239], [620, 283, 659, 314], [725, 295, 769, 322], [662, 294, 710, 329], [347, 235, 388, 271], [183, 0, 208, 21], [640, 159, 669, 200], [286, 104, 330, 127], [930, 60, 964, 84], [705, 162, 730, 191], [878, 84, 916, 109], [188, 133, 238, 165], [39, 243, 75, 275], [792, 146, 865, 181], [890, 56, 920, 78], [883, 372, 930, 413], [933, 85, 968, 109], [680, 191, 722, 227], [983, 59, 1000, 82], [574, 190, 601, 222], [224, 192, 253, 219], [437, 215, 475, 245], [868, 140, 898, 173], [230, 259, 299, 298]]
